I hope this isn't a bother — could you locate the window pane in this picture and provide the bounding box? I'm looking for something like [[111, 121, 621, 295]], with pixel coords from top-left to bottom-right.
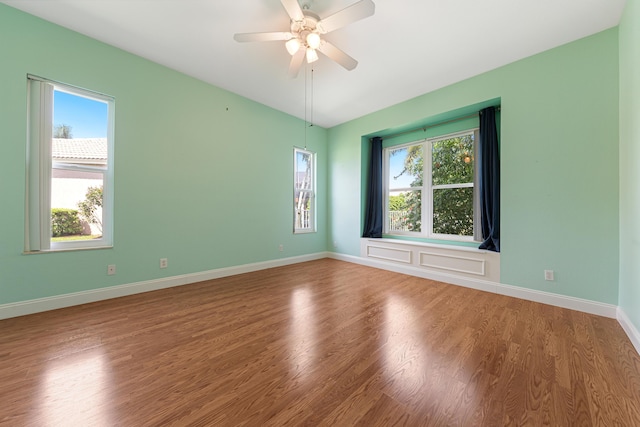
[[387, 190, 421, 232], [294, 190, 312, 229], [388, 145, 423, 189], [295, 151, 312, 190], [54, 90, 108, 139], [432, 134, 474, 186], [294, 148, 315, 233], [51, 170, 104, 239], [432, 187, 473, 236]]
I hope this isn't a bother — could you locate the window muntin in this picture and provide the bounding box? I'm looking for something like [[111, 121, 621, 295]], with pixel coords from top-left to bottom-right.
[[26, 76, 114, 252], [294, 148, 316, 233], [384, 129, 478, 241]]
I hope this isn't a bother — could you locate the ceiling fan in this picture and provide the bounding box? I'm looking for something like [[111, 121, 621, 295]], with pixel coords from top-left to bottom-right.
[[234, 0, 375, 78]]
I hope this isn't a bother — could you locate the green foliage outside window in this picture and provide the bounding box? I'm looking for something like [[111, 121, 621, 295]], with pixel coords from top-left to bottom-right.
[[77, 186, 103, 233], [431, 135, 474, 235], [51, 208, 83, 237], [392, 133, 474, 237], [433, 187, 473, 235], [388, 194, 406, 211]]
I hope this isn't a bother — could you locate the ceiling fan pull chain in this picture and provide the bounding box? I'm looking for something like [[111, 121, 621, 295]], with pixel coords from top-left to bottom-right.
[[310, 66, 314, 128], [304, 66, 307, 148]]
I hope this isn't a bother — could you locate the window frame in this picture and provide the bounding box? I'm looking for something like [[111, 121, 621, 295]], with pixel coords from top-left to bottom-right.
[[25, 75, 115, 252], [383, 128, 479, 242], [293, 147, 316, 234]]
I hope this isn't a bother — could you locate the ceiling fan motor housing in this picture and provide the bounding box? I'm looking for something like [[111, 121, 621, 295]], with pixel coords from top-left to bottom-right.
[[291, 11, 322, 48]]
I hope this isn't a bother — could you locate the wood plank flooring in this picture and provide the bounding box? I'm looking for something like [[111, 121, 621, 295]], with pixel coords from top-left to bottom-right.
[[1, 259, 639, 426]]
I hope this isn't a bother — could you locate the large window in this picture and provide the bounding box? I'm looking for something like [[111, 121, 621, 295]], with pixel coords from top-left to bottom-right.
[[294, 147, 316, 233], [26, 76, 114, 251], [384, 129, 479, 241]]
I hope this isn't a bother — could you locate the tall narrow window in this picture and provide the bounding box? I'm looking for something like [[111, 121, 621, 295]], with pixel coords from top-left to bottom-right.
[[294, 147, 316, 233], [26, 76, 114, 251]]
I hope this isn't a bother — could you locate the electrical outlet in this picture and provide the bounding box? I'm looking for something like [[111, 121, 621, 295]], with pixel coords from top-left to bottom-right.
[[160, 258, 168, 269], [544, 270, 554, 281], [107, 264, 116, 275], [278, 244, 284, 252]]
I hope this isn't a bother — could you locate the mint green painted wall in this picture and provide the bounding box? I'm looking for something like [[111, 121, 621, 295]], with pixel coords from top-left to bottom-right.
[[329, 29, 619, 304], [0, 4, 327, 305], [619, 0, 640, 330]]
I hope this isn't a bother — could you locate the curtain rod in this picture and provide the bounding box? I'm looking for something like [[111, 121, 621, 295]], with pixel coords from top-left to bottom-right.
[[374, 106, 500, 142]]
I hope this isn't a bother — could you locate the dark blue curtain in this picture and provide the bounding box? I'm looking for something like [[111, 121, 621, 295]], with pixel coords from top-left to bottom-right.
[[362, 137, 383, 238], [478, 107, 500, 252]]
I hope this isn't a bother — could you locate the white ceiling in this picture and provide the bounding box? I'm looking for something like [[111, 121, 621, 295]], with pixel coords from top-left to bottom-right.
[[2, 0, 626, 128]]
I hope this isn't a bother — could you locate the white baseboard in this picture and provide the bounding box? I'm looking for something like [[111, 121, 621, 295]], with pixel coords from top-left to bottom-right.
[[618, 307, 640, 356], [496, 283, 617, 318], [2, 251, 633, 355], [330, 252, 618, 319], [0, 252, 330, 320]]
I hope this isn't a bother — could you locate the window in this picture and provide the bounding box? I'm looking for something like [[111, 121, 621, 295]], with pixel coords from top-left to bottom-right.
[[294, 147, 316, 233], [384, 129, 479, 241], [26, 76, 114, 251]]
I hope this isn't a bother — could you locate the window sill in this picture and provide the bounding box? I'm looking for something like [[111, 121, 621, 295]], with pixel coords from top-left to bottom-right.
[[294, 229, 317, 235], [379, 236, 483, 252], [23, 245, 113, 255]]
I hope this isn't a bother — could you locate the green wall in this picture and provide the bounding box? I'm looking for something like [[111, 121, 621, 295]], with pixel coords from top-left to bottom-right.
[[329, 29, 620, 304], [619, 0, 640, 330], [0, 4, 327, 305]]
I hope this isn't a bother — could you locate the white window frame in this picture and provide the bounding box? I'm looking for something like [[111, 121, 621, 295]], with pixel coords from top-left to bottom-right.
[[383, 129, 479, 242], [25, 76, 114, 252], [293, 147, 316, 234]]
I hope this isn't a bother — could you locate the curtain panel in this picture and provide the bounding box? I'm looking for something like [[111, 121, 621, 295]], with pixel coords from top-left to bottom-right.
[[478, 106, 500, 252], [362, 137, 383, 238]]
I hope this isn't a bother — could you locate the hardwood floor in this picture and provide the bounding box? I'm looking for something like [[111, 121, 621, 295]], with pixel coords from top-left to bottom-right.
[[1, 259, 639, 426]]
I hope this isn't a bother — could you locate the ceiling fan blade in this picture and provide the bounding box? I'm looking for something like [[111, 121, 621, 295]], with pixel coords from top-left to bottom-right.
[[234, 32, 292, 42], [288, 49, 305, 78], [316, 0, 375, 34], [280, 0, 304, 21], [318, 41, 358, 70]]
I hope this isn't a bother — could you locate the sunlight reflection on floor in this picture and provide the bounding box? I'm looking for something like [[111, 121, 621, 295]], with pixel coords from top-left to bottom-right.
[[289, 288, 316, 381], [383, 295, 430, 399], [34, 347, 112, 427]]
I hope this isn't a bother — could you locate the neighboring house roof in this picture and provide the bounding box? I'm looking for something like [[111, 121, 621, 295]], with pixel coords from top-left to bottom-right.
[[52, 138, 107, 164]]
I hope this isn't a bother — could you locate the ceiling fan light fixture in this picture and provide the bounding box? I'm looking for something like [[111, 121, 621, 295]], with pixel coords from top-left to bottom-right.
[[285, 38, 301, 55], [306, 32, 321, 50], [306, 47, 319, 63]]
